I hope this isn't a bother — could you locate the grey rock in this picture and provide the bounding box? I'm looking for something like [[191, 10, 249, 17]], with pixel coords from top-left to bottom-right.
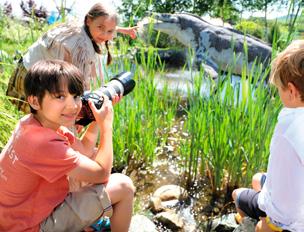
[[201, 213, 238, 232], [150, 184, 189, 214], [154, 210, 184, 231], [129, 214, 157, 232], [233, 217, 256, 232], [153, 184, 189, 202], [150, 196, 165, 213]]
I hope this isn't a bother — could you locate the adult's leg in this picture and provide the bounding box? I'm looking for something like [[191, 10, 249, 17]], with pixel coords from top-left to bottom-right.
[[105, 173, 135, 232]]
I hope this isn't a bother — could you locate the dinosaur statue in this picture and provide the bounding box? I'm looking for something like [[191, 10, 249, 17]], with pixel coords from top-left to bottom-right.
[[139, 13, 272, 77]]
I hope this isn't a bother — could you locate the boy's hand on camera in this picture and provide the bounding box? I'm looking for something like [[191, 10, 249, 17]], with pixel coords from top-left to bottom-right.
[[112, 93, 122, 105], [88, 95, 113, 128], [75, 124, 84, 134]]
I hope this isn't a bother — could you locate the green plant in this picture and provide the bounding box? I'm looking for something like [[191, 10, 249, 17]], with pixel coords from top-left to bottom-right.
[[235, 20, 263, 39], [0, 8, 291, 199], [268, 22, 285, 50], [179, 60, 280, 195]]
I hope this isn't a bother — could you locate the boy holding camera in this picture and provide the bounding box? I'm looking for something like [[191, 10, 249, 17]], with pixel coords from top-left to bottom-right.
[[0, 60, 134, 232], [232, 40, 304, 232]]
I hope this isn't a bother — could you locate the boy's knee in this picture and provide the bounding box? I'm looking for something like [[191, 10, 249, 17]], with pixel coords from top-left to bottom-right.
[[232, 188, 246, 201], [121, 175, 135, 196], [252, 172, 267, 192], [112, 173, 135, 196], [252, 173, 263, 190], [232, 189, 237, 201]]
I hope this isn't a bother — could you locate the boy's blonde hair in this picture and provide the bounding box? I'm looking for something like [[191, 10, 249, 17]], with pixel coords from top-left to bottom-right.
[[270, 40, 304, 100]]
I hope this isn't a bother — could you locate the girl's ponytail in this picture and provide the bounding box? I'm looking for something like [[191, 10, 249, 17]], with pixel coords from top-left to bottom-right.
[[105, 41, 112, 65]]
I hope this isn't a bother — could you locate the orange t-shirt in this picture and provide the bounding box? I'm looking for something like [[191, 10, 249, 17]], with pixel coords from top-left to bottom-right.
[[0, 115, 79, 232]]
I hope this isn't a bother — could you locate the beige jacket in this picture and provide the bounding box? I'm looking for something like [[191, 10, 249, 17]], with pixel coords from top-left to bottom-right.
[[23, 23, 101, 90]]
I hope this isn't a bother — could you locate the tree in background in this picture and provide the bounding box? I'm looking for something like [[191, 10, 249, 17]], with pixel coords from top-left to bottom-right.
[[118, 0, 239, 26], [297, 6, 304, 36], [286, 0, 303, 43], [119, 0, 303, 48], [152, 0, 193, 13], [118, 0, 196, 26], [241, 0, 285, 38], [191, 0, 212, 15], [210, 0, 240, 24]]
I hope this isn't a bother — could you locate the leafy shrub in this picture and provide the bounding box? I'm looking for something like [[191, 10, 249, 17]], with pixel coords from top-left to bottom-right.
[[235, 20, 263, 39]]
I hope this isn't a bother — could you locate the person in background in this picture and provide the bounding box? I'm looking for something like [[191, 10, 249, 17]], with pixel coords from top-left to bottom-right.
[[232, 40, 304, 232], [0, 60, 135, 232], [6, 2, 137, 112]]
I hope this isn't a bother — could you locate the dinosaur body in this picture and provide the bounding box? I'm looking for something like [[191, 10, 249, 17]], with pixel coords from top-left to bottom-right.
[[140, 13, 272, 76]]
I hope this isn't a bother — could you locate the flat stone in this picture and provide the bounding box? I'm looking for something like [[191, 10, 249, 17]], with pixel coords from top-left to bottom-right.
[[153, 184, 188, 201], [129, 214, 157, 232]]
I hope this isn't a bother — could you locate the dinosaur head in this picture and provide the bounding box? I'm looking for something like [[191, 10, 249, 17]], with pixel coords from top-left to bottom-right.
[[139, 13, 181, 35], [151, 13, 180, 24]]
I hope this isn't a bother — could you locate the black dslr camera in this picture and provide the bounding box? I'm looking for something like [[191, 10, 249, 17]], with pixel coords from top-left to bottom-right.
[[76, 71, 136, 126]]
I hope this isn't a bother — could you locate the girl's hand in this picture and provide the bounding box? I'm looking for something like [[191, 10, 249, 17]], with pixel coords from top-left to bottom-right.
[[88, 94, 113, 128], [117, 26, 138, 39], [127, 26, 138, 39]]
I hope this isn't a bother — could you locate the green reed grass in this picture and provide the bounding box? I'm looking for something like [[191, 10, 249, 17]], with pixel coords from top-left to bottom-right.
[[0, 13, 284, 195], [0, 15, 47, 151], [100, 35, 179, 168], [179, 56, 281, 194]]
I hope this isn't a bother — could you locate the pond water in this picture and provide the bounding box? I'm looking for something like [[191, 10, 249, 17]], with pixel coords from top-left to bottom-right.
[[113, 64, 263, 230], [126, 109, 236, 231], [154, 69, 250, 103]]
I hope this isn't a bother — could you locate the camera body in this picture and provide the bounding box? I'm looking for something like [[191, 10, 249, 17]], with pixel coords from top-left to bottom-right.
[[76, 71, 135, 126]]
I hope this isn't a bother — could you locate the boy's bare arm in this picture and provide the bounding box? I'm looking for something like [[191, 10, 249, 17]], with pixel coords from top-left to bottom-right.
[[67, 96, 113, 183], [71, 122, 99, 158], [67, 125, 112, 183]]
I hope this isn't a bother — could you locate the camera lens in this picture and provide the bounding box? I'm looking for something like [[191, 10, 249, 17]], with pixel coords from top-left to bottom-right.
[[76, 71, 136, 126]]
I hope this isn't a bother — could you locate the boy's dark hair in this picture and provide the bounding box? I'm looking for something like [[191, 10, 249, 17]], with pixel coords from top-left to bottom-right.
[[24, 59, 84, 113]]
